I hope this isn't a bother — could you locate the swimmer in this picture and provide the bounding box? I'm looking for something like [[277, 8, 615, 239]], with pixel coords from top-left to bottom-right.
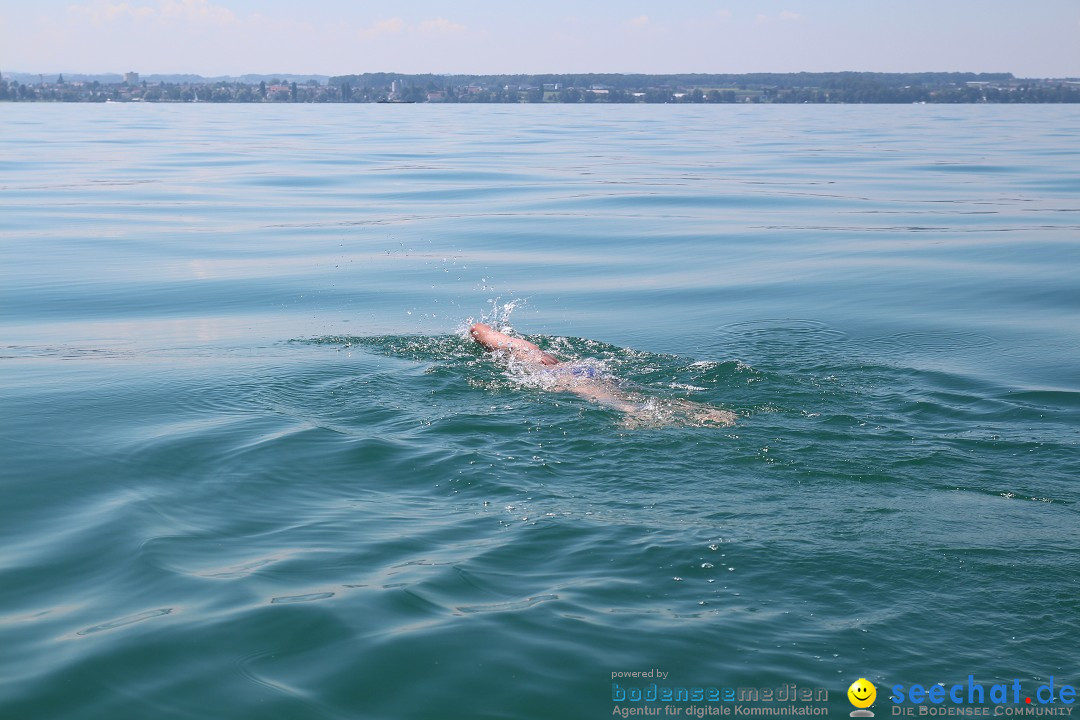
[[469, 322, 735, 427]]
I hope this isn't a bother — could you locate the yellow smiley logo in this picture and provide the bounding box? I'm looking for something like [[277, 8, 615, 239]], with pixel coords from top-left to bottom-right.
[[848, 678, 877, 713]]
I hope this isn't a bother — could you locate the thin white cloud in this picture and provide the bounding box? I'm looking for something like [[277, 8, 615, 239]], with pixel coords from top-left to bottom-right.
[[67, 1, 155, 23], [757, 10, 805, 24], [358, 17, 407, 39], [716, 9, 733, 20], [67, 0, 237, 26], [358, 16, 467, 40], [418, 18, 467, 35], [159, 0, 237, 25], [629, 15, 650, 27]]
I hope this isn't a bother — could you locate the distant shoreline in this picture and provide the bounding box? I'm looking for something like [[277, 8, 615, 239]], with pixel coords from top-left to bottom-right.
[[4, 71, 1079, 104]]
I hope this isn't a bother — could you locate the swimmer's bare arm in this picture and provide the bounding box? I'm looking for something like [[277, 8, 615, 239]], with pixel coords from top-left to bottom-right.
[[470, 323, 559, 366]]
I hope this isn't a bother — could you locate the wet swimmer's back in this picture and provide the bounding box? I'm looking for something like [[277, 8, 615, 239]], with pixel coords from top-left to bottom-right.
[[468, 323, 736, 427]]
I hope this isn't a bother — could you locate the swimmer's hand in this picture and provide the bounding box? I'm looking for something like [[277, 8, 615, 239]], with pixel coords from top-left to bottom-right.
[[568, 382, 736, 429], [687, 406, 737, 427], [619, 397, 736, 429]]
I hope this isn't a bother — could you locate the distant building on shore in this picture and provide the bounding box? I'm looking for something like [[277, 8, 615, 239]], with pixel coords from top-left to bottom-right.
[[124, 72, 139, 85]]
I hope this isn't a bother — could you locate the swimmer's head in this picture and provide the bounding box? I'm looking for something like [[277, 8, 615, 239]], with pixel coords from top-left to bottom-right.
[[539, 352, 560, 366]]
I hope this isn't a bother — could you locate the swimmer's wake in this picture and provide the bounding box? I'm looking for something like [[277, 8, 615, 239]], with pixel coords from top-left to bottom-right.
[[470, 323, 736, 428]]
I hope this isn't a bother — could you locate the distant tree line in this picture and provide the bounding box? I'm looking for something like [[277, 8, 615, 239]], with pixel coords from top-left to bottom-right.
[[329, 72, 1078, 103], [3, 72, 1078, 104], [333, 71, 1019, 91]]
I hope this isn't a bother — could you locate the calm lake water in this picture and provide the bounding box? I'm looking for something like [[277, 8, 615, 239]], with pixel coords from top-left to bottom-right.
[[2, 103, 1078, 720]]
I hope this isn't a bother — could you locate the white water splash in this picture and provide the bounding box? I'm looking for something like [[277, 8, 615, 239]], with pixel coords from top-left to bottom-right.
[[459, 296, 528, 339]]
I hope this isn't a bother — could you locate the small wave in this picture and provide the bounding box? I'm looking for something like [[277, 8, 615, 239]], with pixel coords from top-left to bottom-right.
[[998, 492, 1065, 504], [997, 388, 1080, 411], [75, 608, 173, 637], [456, 593, 559, 614], [298, 333, 476, 364], [711, 319, 851, 372], [1, 344, 132, 360], [861, 330, 998, 355], [716, 319, 848, 345], [752, 224, 1060, 234], [198, 553, 297, 579], [270, 592, 335, 604]]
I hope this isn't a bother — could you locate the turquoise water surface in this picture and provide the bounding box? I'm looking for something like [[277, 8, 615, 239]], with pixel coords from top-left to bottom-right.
[[2, 104, 1079, 719]]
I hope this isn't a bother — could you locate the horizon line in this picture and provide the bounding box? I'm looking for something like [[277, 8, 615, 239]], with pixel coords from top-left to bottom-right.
[[7, 69, 1079, 80]]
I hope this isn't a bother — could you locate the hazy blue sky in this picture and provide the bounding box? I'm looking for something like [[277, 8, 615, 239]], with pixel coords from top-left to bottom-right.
[[2, 0, 1077, 77]]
